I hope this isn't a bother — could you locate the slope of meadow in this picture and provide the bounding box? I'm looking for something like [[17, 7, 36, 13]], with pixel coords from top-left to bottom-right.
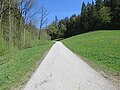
[[62, 31, 120, 74]]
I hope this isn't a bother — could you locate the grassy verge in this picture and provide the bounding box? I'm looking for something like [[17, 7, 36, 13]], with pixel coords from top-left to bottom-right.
[[0, 40, 54, 90], [62, 30, 120, 74]]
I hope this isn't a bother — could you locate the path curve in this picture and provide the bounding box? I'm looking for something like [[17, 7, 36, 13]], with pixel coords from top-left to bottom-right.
[[24, 42, 118, 90]]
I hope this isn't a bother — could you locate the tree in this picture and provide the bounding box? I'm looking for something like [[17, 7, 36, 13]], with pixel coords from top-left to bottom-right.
[[87, 2, 92, 30], [17, 0, 40, 47], [39, 6, 48, 40], [0, 0, 9, 16], [62, 17, 70, 38], [99, 6, 111, 23], [0, 0, 5, 43], [0, 0, 4, 24], [89, 1, 98, 30], [55, 16, 58, 29], [81, 2, 88, 32], [95, 0, 103, 11], [110, 0, 120, 23], [48, 21, 58, 40], [58, 19, 67, 38], [23, 0, 34, 47], [8, 0, 13, 46], [95, 0, 104, 27]]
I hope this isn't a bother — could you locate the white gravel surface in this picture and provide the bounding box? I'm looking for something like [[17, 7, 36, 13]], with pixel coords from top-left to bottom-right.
[[23, 42, 118, 90]]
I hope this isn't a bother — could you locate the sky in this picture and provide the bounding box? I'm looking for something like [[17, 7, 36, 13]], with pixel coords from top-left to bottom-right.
[[36, 0, 95, 28]]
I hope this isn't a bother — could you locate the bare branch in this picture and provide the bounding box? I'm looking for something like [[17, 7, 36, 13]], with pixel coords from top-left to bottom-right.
[[39, 5, 48, 39]]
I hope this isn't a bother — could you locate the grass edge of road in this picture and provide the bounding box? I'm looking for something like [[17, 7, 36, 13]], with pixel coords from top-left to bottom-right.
[[0, 41, 54, 90], [16, 47, 52, 90]]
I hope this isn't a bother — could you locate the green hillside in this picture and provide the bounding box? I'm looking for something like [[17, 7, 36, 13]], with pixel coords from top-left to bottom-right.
[[62, 31, 120, 74], [0, 40, 54, 90]]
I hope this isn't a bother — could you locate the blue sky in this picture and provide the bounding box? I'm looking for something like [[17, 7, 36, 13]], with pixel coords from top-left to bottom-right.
[[36, 0, 94, 27]]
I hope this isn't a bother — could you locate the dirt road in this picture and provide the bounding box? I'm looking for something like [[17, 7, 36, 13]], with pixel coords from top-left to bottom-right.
[[23, 42, 118, 90]]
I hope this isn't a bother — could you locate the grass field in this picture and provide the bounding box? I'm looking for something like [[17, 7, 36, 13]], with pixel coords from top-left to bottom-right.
[[62, 30, 120, 74], [0, 40, 54, 90]]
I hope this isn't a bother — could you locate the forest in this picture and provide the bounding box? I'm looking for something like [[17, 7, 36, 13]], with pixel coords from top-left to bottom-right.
[[47, 0, 120, 39], [0, 0, 50, 56], [0, 1, 52, 89]]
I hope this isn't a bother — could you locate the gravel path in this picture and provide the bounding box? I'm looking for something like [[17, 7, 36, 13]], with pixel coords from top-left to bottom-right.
[[23, 42, 118, 90]]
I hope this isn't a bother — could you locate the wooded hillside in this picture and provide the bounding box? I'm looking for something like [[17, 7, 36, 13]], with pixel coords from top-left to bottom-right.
[[0, 0, 50, 56], [48, 0, 120, 39]]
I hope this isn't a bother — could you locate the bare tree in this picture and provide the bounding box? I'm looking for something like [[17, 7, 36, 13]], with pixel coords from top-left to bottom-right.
[[39, 6, 48, 40], [19, 0, 39, 47]]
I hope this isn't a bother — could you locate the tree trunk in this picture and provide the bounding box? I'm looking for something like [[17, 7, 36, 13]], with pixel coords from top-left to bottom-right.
[[23, 24, 26, 48], [9, 0, 12, 46], [39, 25, 42, 40], [12, 13, 15, 46], [23, 13, 27, 48], [0, 1, 4, 23], [0, 1, 4, 44]]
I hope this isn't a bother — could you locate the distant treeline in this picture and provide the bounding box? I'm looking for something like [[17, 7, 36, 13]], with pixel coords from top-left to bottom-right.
[[47, 0, 120, 39]]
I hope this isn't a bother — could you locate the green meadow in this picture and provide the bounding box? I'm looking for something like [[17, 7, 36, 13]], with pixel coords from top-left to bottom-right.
[[62, 31, 120, 74]]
